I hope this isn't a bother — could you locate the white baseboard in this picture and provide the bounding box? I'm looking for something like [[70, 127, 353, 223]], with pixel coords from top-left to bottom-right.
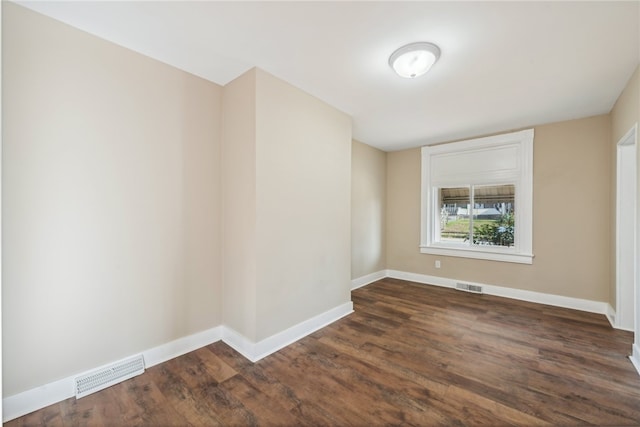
[[351, 270, 387, 290], [143, 326, 223, 368], [2, 375, 74, 424], [386, 269, 609, 315], [2, 325, 223, 423], [630, 343, 640, 376], [606, 304, 616, 328], [604, 305, 635, 332], [3, 301, 353, 422], [223, 301, 353, 362]]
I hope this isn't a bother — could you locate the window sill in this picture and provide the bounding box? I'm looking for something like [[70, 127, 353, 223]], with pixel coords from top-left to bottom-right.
[[420, 245, 533, 264]]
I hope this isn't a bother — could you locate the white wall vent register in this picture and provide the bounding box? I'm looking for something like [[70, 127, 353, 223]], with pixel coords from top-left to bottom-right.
[[455, 282, 483, 294], [74, 354, 145, 399]]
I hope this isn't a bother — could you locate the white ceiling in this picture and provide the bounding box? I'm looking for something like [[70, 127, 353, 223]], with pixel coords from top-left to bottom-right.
[[17, 1, 640, 151]]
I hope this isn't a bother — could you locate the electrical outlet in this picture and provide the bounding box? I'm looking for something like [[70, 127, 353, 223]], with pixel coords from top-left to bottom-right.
[[435, 260, 441, 268]]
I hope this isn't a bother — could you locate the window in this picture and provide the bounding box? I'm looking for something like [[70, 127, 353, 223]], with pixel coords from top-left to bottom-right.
[[420, 129, 534, 264]]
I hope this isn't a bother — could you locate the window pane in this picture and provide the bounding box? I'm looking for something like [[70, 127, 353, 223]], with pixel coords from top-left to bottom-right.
[[471, 184, 515, 247], [438, 187, 470, 244]]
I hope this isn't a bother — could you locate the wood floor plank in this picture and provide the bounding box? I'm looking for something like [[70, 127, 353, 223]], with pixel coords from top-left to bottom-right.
[[146, 359, 226, 426], [260, 346, 375, 426], [195, 385, 253, 425], [57, 387, 122, 427], [193, 347, 238, 382], [219, 375, 301, 426], [118, 372, 188, 426], [442, 385, 552, 426], [6, 278, 640, 426], [299, 337, 454, 426]]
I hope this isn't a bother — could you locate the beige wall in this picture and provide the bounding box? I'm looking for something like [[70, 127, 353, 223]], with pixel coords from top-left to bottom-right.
[[351, 140, 387, 279], [3, 4, 352, 399], [221, 68, 352, 342], [254, 69, 352, 341], [221, 69, 258, 340], [387, 115, 611, 302], [609, 65, 640, 309], [3, 3, 222, 396]]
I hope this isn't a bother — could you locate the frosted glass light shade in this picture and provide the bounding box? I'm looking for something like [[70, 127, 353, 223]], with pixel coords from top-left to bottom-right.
[[389, 42, 441, 78]]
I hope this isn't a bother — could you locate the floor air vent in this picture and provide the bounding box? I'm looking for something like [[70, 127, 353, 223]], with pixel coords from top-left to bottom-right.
[[455, 282, 483, 294], [74, 354, 145, 399]]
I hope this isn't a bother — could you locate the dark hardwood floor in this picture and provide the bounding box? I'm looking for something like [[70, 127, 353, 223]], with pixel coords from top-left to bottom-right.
[[7, 278, 640, 426]]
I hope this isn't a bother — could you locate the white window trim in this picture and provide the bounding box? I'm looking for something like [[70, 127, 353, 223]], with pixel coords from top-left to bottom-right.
[[420, 129, 534, 264]]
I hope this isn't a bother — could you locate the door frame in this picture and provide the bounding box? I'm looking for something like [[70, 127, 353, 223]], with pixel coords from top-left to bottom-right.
[[616, 124, 637, 332]]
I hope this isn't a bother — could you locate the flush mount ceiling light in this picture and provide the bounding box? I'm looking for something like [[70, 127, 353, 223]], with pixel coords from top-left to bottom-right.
[[389, 42, 441, 78]]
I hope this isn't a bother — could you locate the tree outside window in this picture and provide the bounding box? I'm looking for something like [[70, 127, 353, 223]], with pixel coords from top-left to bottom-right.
[[438, 184, 515, 247]]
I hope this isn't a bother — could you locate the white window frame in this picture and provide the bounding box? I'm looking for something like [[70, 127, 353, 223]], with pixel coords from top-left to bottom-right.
[[420, 129, 534, 264]]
